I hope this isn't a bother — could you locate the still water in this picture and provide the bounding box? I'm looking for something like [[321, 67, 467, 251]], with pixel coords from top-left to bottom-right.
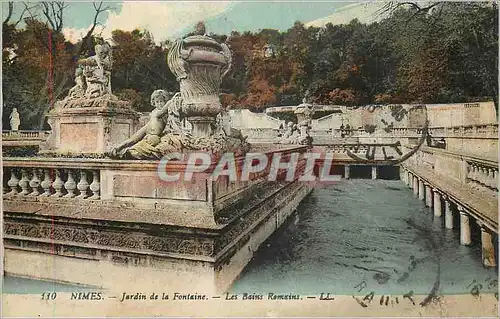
[[230, 180, 498, 295], [3, 180, 498, 295]]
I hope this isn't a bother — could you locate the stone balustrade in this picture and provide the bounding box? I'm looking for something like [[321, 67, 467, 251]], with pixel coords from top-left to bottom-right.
[[319, 143, 369, 154], [2, 130, 50, 140], [237, 124, 498, 146], [466, 160, 498, 192], [4, 166, 100, 200], [428, 124, 498, 138]]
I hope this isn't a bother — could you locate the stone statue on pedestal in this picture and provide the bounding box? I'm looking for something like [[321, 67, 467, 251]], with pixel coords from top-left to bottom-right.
[[296, 120, 312, 145], [56, 39, 126, 109], [43, 39, 137, 155], [278, 95, 313, 145], [9, 108, 20, 131], [279, 122, 295, 143], [80, 41, 112, 98]]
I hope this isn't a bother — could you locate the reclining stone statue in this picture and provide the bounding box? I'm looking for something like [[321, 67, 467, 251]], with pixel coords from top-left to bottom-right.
[[109, 90, 184, 159]]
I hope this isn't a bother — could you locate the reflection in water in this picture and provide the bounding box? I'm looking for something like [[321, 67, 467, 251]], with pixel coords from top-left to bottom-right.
[[230, 180, 497, 295], [3, 275, 97, 294]]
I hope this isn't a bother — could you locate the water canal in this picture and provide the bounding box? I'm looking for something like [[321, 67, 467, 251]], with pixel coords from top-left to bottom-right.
[[229, 179, 498, 296]]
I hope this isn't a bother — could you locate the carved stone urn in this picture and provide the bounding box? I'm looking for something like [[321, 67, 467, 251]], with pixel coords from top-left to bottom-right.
[[167, 34, 231, 137]]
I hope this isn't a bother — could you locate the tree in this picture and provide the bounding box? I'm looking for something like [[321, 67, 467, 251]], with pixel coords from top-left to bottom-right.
[[111, 29, 177, 111]]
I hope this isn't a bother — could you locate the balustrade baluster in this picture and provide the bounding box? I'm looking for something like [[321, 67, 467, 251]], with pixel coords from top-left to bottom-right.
[[64, 170, 77, 198], [483, 168, 493, 189], [470, 164, 480, 184], [493, 170, 498, 190], [77, 170, 90, 199], [28, 169, 41, 196], [474, 166, 482, 184], [89, 171, 100, 199], [51, 170, 64, 197], [6, 169, 19, 196], [40, 169, 53, 196], [18, 169, 30, 196], [467, 164, 474, 181], [478, 167, 487, 186]]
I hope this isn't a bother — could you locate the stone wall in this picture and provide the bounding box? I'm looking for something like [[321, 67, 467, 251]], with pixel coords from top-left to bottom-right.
[[425, 102, 497, 127], [251, 102, 498, 131], [229, 109, 284, 129]]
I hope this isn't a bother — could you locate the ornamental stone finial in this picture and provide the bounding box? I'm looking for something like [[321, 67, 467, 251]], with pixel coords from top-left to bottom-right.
[[167, 30, 232, 137]]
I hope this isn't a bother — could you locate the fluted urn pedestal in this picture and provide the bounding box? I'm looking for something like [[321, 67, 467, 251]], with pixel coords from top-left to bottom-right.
[[167, 34, 249, 155]]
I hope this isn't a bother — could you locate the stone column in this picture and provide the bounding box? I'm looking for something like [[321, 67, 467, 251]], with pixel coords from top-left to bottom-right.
[[425, 185, 433, 207], [433, 189, 442, 217], [418, 179, 425, 200], [344, 165, 350, 179], [444, 198, 453, 229], [371, 166, 377, 180], [480, 224, 496, 267], [413, 177, 418, 195], [458, 207, 471, 245]]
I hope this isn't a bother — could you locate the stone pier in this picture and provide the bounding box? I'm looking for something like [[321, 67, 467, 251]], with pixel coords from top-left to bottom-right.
[[433, 189, 442, 217], [413, 176, 418, 195], [444, 198, 453, 229], [425, 184, 433, 207], [480, 225, 496, 267], [418, 179, 425, 200], [344, 165, 350, 179], [458, 207, 471, 246], [371, 166, 377, 180]]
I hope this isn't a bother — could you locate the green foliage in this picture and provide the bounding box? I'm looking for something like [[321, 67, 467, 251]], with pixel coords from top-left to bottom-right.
[[2, 2, 498, 130]]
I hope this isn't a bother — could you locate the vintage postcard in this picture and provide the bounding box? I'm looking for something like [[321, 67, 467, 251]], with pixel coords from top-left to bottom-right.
[[1, 0, 498, 317]]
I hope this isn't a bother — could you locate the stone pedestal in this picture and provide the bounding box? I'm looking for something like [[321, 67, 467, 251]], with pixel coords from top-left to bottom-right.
[[444, 199, 453, 229], [42, 103, 139, 155], [344, 165, 350, 179], [433, 189, 442, 217], [480, 225, 496, 267], [459, 208, 471, 245], [188, 116, 215, 138]]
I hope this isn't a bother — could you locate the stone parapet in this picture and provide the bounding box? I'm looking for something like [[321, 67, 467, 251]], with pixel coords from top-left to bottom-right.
[[2, 146, 313, 293]]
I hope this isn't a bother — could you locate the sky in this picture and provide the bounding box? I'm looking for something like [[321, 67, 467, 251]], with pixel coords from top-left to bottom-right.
[[3, 1, 388, 43]]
